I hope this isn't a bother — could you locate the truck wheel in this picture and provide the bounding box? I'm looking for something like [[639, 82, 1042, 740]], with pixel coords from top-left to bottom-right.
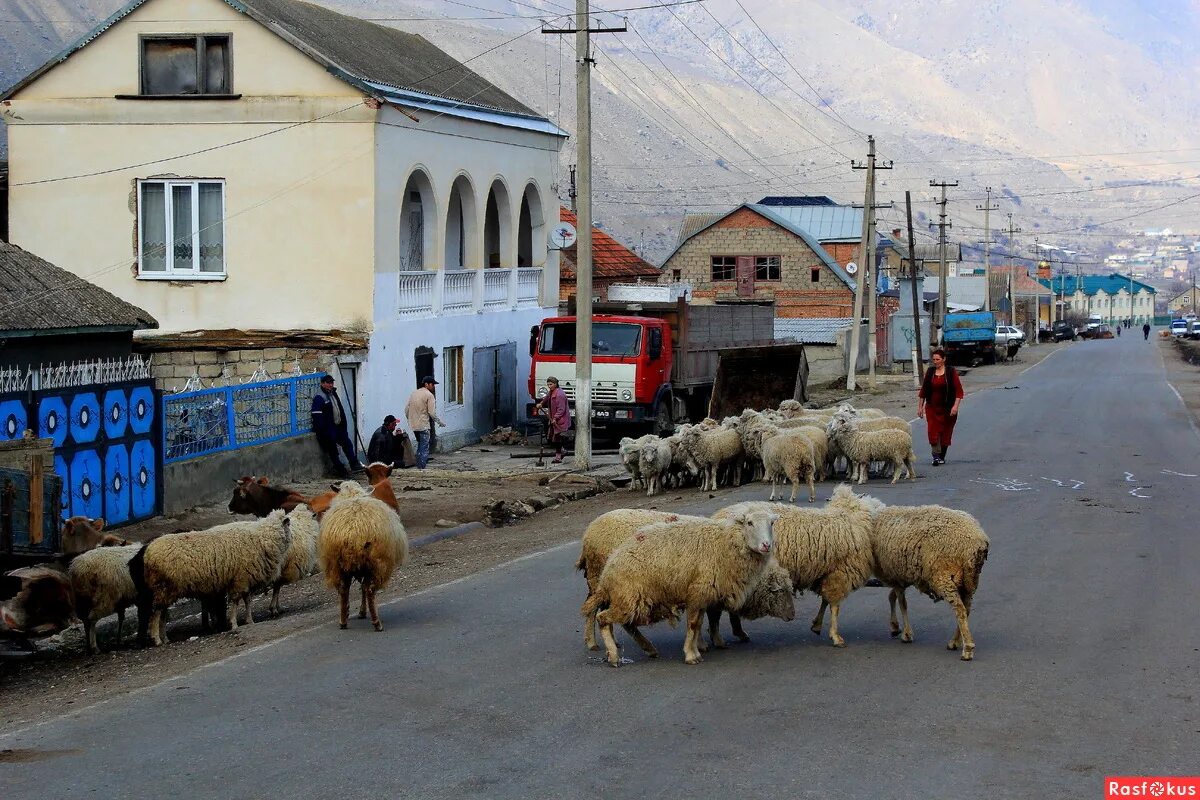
[[653, 401, 673, 437]]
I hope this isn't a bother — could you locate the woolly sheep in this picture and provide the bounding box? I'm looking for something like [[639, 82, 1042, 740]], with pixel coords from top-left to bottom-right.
[[679, 425, 744, 492], [828, 416, 917, 485], [717, 485, 877, 647], [704, 559, 796, 649], [319, 481, 409, 631], [836, 403, 885, 419], [829, 415, 911, 481], [867, 503, 990, 661], [69, 544, 141, 655], [133, 510, 294, 646], [582, 508, 778, 666], [663, 429, 699, 488], [761, 427, 818, 503], [575, 509, 705, 650], [618, 435, 656, 490], [637, 436, 674, 497], [271, 506, 320, 617], [777, 399, 804, 417], [790, 424, 829, 481]]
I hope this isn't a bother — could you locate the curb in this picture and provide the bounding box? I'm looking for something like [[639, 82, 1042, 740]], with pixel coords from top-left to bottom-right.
[[409, 521, 486, 548]]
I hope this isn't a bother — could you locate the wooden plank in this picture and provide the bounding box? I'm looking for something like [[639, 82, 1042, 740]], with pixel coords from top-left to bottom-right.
[[29, 455, 43, 546]]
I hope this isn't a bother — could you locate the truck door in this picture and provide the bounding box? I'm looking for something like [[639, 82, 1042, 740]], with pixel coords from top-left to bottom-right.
[[736, 256, 755, 297]]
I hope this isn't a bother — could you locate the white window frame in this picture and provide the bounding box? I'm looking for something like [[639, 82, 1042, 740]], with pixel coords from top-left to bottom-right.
[[137, 178, 227, 280], [443, 346, 465, 406]]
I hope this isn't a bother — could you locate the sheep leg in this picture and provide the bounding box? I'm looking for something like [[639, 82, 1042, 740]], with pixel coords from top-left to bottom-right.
[[786, 466, 800, 503], [890, 460, 902, 484], [705, 607, 728, 650], [583, 596, 600, 651], [85, 619, 99, 655], [769, 473, 781, 502], [828, 602, 846, 648], [226, 596, 241, 631], [269, 583, 281, 617], [856, 461, 868, 485], [895, 588, 913, 643], [115, 608, 125, 647], [621, 624, 657, 657], [729, 612, 750, 642], [338, 577, 351, 629], [936, 578, 975, 660], [888, 589, 901, 637], [683, 607, 705, 665], [811, 598, 828, 635], [806, 466, 816, 503], [948, 592, 973, 651], [241, 593, 254, 625], [358, 584, 368, 619], [596, 611, 621, 667], [149, 608, 165, 646], [906, 454, 918, 480], [367, 584, 383, 632]]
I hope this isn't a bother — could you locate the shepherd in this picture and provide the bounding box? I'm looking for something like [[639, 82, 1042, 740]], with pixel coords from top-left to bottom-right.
[[917, 348, 965, 466], [532, 376, 572, 464]]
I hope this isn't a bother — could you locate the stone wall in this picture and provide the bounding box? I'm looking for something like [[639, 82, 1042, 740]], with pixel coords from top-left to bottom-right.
[[148, 347, 358, 392]]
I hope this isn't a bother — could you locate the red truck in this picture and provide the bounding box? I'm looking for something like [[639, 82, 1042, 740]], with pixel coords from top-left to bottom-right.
[[527, 299, 807, 435]]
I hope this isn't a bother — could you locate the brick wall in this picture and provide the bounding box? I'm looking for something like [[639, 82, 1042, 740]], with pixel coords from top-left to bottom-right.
[[664, 208, 855, 318], [148, 347, 359, 392]]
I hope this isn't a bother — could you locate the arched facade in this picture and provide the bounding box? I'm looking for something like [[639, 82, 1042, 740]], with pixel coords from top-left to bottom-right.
[[518, 181, 546, 268], [444, 174, 479, 270], [398, 168, 437, 271], [484, 177, 514, 268]]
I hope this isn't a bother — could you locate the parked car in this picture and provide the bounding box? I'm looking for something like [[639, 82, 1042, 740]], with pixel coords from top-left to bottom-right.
[[1051, 320, 1077, 341], [995, 325, 1026, 346], [1187, 319, 1200, 340], [1171, 319, 1189, 337], [1095, 324, 1115, 339]]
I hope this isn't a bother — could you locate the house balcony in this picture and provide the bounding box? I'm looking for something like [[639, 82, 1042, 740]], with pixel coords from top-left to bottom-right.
[[397, 267, 543, 317]]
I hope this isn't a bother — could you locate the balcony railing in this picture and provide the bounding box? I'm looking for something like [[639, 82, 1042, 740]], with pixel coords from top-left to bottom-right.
[[397, 267, 543, 317]]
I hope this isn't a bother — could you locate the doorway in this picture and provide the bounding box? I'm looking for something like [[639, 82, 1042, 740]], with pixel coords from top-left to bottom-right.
[[472, 343, 517, 438]]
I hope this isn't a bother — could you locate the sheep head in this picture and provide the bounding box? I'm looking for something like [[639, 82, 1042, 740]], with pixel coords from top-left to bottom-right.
[[729, 508, 778, 555], [740, 561, 796, 621]]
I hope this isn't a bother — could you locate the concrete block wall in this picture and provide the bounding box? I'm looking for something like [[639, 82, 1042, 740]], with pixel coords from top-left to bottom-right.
[[148, 347, 359, 392]]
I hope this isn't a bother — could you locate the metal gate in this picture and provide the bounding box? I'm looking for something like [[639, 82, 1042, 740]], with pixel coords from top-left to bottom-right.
[[472, 343, 517, 437]]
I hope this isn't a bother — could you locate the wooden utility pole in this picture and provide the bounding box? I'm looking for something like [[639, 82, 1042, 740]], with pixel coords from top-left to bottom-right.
[[544, 4, 624, 470], [930, 180, 957, 343], [977, 186, 999, 312], [847, 135, 889, 391], [1006, 213, 1021, 327], [568, 164, 577, 212], [905, 191, 924, 387]]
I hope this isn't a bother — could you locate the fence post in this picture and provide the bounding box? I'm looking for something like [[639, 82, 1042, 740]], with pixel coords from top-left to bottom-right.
[[224, 386, 237, 449], [288, 378, 299, 435]]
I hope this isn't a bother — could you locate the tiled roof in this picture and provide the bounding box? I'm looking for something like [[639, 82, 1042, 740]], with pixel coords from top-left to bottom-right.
[[559, 209, 661, 283], [4, 0, 540, 119], [0, 240, 157, 334], [774, 317, 853, 345], [1036, 273, 1157, 297]]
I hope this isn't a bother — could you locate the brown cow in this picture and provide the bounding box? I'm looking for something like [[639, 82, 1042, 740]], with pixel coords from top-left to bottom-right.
[[1, 567, 76, 641], [62, 516, 111, 558], [228, 476, 310, 517], [308, 462, 398, 517]]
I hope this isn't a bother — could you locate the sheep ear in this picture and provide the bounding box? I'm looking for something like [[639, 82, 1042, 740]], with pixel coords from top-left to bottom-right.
[[257, 476, 270, 486], [93, 518, 105, 531], [61, 518, 73, 533]]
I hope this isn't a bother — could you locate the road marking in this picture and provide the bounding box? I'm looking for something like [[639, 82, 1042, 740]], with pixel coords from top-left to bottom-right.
[[1019, 345, 1066, 376], [1040, 477, 1084, 489], [1123, 472, 1136, 483], [0, 539, 581, 743], [1161, 469, 1198, 477], [1129, 487, 1152, 499], [970, 477, 1034, 492]]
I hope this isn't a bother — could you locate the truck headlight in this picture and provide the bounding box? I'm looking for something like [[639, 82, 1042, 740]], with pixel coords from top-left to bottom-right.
[[536, 387, 548, 398], [621, 389, 633, 401]]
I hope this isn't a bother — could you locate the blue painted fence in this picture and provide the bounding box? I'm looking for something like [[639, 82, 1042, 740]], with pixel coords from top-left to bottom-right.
[[163, 374, 323, 464]]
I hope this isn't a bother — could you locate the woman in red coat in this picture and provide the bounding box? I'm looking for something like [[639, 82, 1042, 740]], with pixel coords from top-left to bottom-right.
[[918, 348, 964, 466]]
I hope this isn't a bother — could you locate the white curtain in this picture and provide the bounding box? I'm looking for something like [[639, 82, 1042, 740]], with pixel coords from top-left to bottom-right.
[[198, 183, 224, 273], [140, 183, 166, 271], [171, 184, 193, 271]]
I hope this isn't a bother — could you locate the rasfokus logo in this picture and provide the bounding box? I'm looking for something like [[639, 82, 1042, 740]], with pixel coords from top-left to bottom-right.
[[1106, 777, 1200, 798]]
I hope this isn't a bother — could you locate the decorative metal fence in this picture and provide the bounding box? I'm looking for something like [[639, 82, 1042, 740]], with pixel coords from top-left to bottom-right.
[[163, 373, 324, 464]]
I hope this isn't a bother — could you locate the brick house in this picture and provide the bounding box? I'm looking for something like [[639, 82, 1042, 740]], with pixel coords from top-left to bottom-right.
[[558, 208, 661, 303], [661, 204, 856, 318]]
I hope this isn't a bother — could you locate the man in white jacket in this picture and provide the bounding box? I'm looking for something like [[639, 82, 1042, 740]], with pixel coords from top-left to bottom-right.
[[405, 376, 446, 469]]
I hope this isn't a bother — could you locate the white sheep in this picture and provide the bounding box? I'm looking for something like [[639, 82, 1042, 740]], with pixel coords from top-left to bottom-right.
[[575, 508, 706, 650], [761, 427, 818, 503], [271, 506, 320, 616], [705, 559, 796, 649], [618, 434, 656, 490], [777, 399, 804, 417], [319, 481, 409, 631], [828, 416, 917, 485], [637, 436, 674, 497], [68, 543, 142, 655], [679, 425, 744, 492], [867, 502, 990, 661], [717, 485, 877, 647], [829, 414, 912, 481], [133, 510, 294, 646], [581, 509, 778, 666]]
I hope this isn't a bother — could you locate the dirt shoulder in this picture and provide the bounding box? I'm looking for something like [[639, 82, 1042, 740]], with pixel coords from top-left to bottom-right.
[[1160, 335, 1200, 422]]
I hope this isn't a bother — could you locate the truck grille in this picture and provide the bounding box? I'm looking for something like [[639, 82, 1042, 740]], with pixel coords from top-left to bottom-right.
[[562, 384, 622, 403]]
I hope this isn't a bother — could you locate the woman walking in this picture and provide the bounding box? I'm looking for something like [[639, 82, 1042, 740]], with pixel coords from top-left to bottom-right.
[[533, 376, 572, 464], [918, 348, 964, 466]]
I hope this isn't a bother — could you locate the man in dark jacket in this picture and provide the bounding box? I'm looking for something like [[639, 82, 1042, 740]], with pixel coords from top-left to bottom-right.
[[311, 374, 360, 477], [367, 415, 410, 468]]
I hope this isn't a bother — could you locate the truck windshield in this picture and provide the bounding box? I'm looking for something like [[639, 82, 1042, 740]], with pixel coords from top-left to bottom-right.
[[540, 322, 642, 356]]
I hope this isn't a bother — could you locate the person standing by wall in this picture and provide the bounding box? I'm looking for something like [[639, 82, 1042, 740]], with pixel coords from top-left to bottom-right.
[[311, 374, 360, 477], [367, 414, 410, 468], [405, 376, 446, 469], [917, 348, 964, 466], [532, 376, 572, 464]]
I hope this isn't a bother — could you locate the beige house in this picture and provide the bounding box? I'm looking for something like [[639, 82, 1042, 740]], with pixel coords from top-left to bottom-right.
[[2, 0, 565, 449]]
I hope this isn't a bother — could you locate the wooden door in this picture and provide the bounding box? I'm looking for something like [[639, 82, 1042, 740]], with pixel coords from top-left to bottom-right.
[[736, 256, 755, 297]]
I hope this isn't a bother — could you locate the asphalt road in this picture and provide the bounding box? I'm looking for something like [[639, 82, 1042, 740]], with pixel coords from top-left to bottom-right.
[[3, 333, 1197, 798]]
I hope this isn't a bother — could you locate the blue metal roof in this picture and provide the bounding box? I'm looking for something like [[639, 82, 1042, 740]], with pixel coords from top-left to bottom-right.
[[1036, 273, 1158, 297], [750, 203, 863, 243], [758, 196, 837, 207]]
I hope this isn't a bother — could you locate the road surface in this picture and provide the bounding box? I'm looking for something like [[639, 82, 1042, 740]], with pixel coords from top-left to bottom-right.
[[2, 333, 1197, 798]]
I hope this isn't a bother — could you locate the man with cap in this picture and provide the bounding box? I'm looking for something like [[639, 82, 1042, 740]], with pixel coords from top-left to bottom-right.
[[405, 376, 446, 469], [367, 414, 411, 468], [311, 373, 361, 477]]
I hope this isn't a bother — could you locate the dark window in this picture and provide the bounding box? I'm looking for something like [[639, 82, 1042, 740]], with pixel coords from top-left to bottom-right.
[[755, 255, 781, 281], [540, 322, 642, 356], [142, 35, 231, 95], [811, 267, 821, 283], [671, 268, 682, 282], [711, 256, 736, 281]]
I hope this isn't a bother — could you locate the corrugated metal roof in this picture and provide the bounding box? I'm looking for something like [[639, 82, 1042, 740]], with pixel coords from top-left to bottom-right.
[[676, 213, 722, 246], [1036, 273, 1157, 297], [774, 317, 852, 345], [755, 204, 862, 242], [757, 196, 837, 207]]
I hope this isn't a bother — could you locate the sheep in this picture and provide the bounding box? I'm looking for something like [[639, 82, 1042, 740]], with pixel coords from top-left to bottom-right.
[[790, 424, 829, 481], [131, 510, 294, 646], [270, 506, 320, 617], [68, 544, 141, 654], [679, 425, 744, 492], [760, 427, 818, 503], [828, 414, 912, 481], [836, 403, 885, 419], [737, 410, 773, 482], [867, 503, 990, 661], [704, 559, 796, 649], [575, 509, 705, 650], [637, 436, 674, 497], [663, 429, 699, 489], [318, 481, 409, 631], [716, 485, 877, 647], [777, 399, 804, 417], [581, 508, 778, 666], [828, 416, 917, 485], [618, 435, 656, 490]]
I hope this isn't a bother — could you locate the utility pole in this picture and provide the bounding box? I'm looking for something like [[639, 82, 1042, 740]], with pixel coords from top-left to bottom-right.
[[544, 4, 625, 470], [1006, 213, 1021, 328], [568, 164, 577, 213], [977, 187, 999, 312], [930, 180, 958, 343], [847, 135, 886, 391], [905, 191, 924, 387]]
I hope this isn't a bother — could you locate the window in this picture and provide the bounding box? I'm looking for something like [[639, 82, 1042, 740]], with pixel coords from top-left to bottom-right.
[[811, 267, 821, 284], [754, 256, 781, 281], [443, 346, 464, 405], [671, 268, 682, 282], [141, 35, 231, 96], [138, 180, 225, 278], [540, 322, 642, 356], [711, 256, 736, 282]]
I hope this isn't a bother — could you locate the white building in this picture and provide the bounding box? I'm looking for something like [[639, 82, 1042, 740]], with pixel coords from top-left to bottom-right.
[[2, 0, 566, 450], [1040, 274, 1157, 325]]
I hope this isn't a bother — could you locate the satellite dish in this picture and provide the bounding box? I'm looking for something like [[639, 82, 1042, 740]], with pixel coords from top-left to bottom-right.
[[845, 261, 859, 275], [549, 221, 578, 250]]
